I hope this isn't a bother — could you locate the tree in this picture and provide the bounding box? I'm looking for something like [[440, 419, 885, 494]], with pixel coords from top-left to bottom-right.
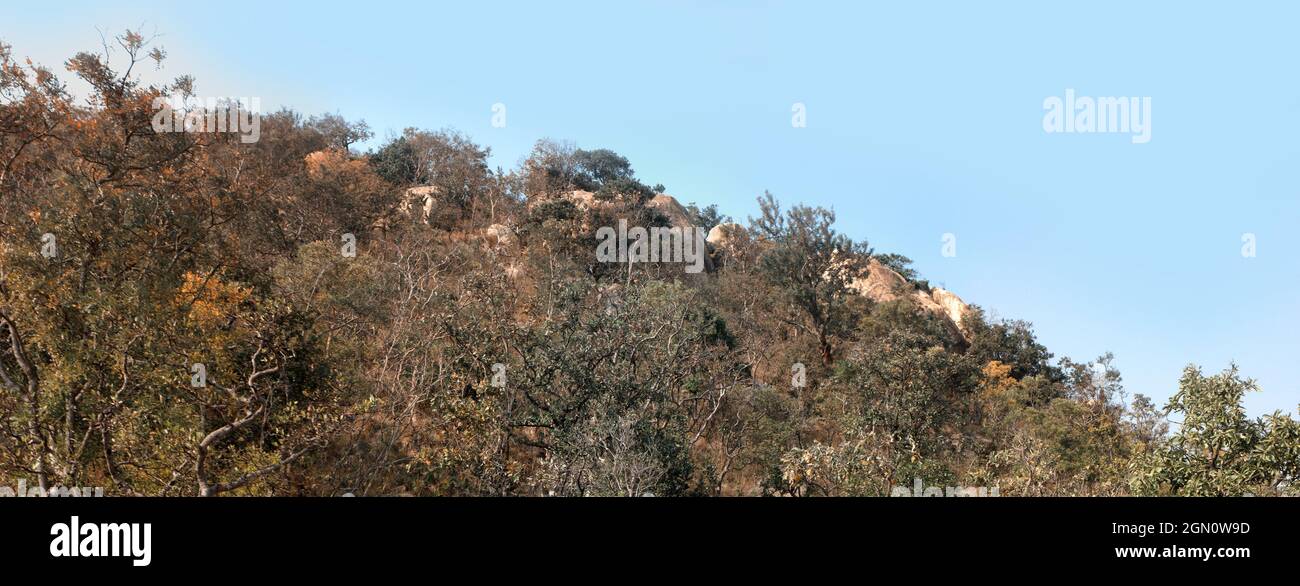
[[686, 202, 730, 232], [368, 128, 498, 226], [518, 140, 656, 203], [0, 31, 361, 496], [750, 192, 870, 366], [572, 148, 634, 190], [796, 329, 978, 494], [308, 112, 371, 152], [1132, 365, 1300, 496], [965, 310, 1063, 382], [368, 134, 420, 186]]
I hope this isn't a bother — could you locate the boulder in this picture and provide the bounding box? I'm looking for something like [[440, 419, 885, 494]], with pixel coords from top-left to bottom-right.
[[706, 222, 746, 249], [404, 185, 440, 223], [849, 258, 911, 302], [485, 223, 515, 246], [304, 148, 365, 180], [563, 190, 601, 211], [646, 193, 693, 228], [930, 287, 970, 329], [555, 191, 694, 228], [850, 258, 972, 342]]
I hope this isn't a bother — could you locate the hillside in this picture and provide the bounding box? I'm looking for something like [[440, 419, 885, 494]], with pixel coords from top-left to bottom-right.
[[0, 33, 1297, 497]]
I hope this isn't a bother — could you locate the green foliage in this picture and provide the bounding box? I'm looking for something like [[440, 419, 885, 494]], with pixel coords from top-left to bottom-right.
[[520, 140, 657, 203], [369, 135, 420, 185], [802, 330, 978, 494], [873, 253, 927, 290], [308, 112, 372, 151], [965, 310, 1063, 382], [750, 191, 871, 366], [3, 33, 1292, 497], [1132, 365, 1300, 496], [685, 202, 730, 232]]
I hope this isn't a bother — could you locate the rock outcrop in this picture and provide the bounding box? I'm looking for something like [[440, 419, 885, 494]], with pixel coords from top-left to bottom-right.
[[645, 194, 693, 227], [930, 286, 970, 329], [706, 222, 747, 250], [562, 189, 602, 212], [397, 185, 443, 224], [304, 148, 347, 179], [484, 223, 515, 247], [556, 190, 695, 229], [703, 227, 969, 336], [304, 148, 369, 180], [850, 258, 972, 342]]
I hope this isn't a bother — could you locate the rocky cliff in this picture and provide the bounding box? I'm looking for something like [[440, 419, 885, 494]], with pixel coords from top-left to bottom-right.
[[707, 224, 972, 342]]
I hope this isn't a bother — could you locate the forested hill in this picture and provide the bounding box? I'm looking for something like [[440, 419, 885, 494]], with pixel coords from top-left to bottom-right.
[[0, 33, 1296, 497]]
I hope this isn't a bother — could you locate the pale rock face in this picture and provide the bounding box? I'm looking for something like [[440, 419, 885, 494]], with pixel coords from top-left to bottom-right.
[[304, 148, 367, 180], [485, 223, 514, 246], [557, 191, 694, 228], [304, 149, 346, 180], [646, 194, 693, 228], [564, 190, 600, 211], [929, 287, 970, 328], [706, 222, 746, 249], [404, 185, 440, 223], [851, 258, 972, 342], [849, 258, 910, 301]]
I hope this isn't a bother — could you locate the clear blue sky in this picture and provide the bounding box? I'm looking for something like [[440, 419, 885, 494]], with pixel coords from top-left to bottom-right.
[[7, 1, 1298, 416]]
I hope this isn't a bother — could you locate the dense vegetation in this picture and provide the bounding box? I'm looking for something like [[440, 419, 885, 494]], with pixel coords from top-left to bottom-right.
[[0, 33, 1295, 496]]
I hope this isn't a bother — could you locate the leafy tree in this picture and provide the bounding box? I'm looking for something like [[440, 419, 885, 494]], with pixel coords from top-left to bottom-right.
[[1132, 365, 1300, 496], [308, 112, 372, 152], [750, 192, 871, 366], [571, 148, 634, 190], [369, 135, 420, 186], [708, 384, 800, 495], [686, 202, 730, 232], [519, 140, 656, 203], [368, 128, 498, 226], [965, 309, 1063, 382], [0, 32, 365, 496]]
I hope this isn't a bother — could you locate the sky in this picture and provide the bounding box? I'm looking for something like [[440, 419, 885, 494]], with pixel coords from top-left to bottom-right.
[[5, 1, 1298, 416]]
